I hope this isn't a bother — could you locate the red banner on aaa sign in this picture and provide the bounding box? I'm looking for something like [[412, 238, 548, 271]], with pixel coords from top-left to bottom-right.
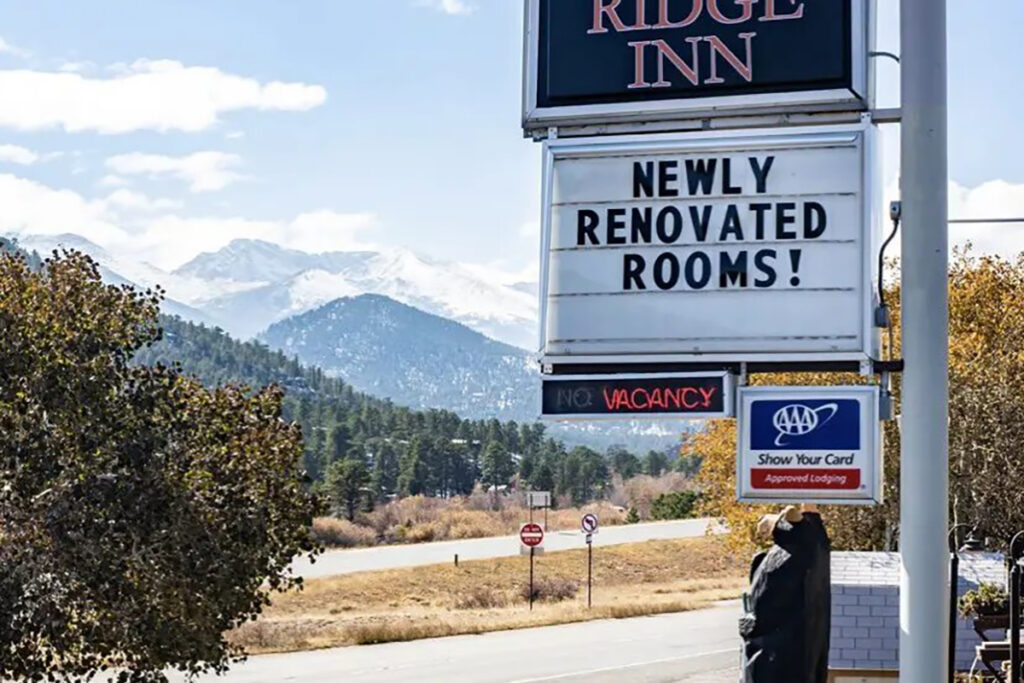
[[750, 469, 862, 490]]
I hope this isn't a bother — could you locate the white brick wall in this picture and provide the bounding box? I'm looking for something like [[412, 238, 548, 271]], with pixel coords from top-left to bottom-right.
[[829, 552, 1006, 671]]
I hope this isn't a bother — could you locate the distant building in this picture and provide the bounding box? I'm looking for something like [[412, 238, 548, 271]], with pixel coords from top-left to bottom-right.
[[828, 551, 1006, 681]]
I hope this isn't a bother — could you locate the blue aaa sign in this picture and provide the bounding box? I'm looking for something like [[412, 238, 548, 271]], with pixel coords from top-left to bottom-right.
[[523, 0, 870, 131], [737, 386, 882, 505]]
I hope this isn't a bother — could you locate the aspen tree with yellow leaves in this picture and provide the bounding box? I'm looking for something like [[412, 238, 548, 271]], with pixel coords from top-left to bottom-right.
[[695, 250, 1024, 551]]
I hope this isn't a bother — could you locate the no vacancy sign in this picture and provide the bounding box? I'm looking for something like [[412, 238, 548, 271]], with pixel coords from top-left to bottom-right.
[[736, 386, 882, 505], [538, 123, 880, 366], [541, 372, 732, 419]]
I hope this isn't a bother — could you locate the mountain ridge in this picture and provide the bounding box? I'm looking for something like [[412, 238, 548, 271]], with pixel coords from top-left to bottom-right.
[[13, 234, 537, 349]]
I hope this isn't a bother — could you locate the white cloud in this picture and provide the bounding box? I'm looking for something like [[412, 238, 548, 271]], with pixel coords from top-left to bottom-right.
[[106, 151, 243, 192], [518, 220, 539, 239], [285, 210, 377, 254], [136, 211, 377, 269], [57, 61, 94, 73], [225, 130, 245, 140], [99, 174, 130, 188], [0, 170, 378, 270], [0, 144, 39, 165], [416, 0, 475, 15], [0, 38, 29, 59], [0, 59, 326, 134], [104, 189, 181, 212], [0, 174, 128, 245], [949, 180, 1024, 257]]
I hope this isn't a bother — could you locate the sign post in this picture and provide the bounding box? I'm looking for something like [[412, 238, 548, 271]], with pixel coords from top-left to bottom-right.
[[526, 491, 552, 528], [520, 523, 545, 610], [899, 0, 949, 678], [581, 514, 599, 608]]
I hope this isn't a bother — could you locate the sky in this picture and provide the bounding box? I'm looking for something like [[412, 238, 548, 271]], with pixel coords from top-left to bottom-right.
[[0, 0, 1020, 280]]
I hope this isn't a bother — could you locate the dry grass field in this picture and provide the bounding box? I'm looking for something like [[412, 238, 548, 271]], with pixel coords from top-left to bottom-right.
[[311, 495, 630, 548], [230, 536, 746, 654]]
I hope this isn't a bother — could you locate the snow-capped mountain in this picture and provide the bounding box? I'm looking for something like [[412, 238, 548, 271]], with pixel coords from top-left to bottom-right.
[[259, 293, 681, 451], [15, 233, 218, 326], [261, 294, 538, 420], [11, 235, 539, 349]]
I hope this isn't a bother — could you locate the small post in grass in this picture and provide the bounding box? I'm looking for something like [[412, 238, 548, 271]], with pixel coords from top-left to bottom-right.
[[586, 532, 593, 609], [529, 546, 535, 611], [581, 513, 599, 609]]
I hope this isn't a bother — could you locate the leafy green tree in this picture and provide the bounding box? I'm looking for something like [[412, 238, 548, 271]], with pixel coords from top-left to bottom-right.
[[324, 458, 371, 521], [0, 251, 319, 682], [626, 507, 641, 524]]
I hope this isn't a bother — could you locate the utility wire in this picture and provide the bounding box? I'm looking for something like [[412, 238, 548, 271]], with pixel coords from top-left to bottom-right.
[[949, 218, 1024, 224]]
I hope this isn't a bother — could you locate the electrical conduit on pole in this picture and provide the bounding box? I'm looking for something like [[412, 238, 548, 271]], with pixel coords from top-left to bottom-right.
[[899, 0, 950, 680]]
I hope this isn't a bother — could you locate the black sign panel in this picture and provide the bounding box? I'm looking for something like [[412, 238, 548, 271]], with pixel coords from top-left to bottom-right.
[[535, 0, 853, 109], [542, 374, 731, 419]]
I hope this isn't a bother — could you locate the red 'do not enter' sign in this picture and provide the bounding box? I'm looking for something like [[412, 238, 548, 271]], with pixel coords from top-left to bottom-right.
[[520, 522, 544, 548]]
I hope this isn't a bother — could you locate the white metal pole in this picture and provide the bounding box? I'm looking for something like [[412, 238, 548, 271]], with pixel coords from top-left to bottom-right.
[[899, 0, 949, 679]]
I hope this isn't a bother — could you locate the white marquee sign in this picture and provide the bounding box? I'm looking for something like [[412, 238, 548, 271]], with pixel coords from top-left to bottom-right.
[[538, 123, 881, 366]]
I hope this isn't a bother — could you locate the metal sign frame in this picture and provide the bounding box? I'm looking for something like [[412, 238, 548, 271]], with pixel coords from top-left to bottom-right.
[[522, 0, 873, 136], [540, 371, 734, 421], [537, 121, 882, 369], [735, 385, 883, 505]]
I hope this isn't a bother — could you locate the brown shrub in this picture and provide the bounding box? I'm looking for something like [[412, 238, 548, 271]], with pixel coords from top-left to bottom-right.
[[618, 473, 693, 520], [402, 522, 441, 544], [454, 587, 511, 610], [520, 578, 579, 603], [311, 517, 377, 548], [315, 496, 631, 550]]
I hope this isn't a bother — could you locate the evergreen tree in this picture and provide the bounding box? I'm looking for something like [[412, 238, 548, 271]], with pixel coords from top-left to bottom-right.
[[644, 450, 670, 477], [328, 424, 351, 465], [518, 451, 537, 487], [325, 458, 370, 522], [532, 456, 556, 493], [608, 446, 642, 479], [370, 440, 400, 500], [481, 441, 514, 495], [398, 436, 428, 496]]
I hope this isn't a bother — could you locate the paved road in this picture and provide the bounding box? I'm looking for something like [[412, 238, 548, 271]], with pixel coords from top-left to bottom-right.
[[177, 603, 742, 683], [294, 518, 717, 579]]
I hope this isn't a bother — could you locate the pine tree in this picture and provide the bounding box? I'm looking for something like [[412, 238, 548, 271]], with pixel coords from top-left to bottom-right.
[[481, 441, 514, 508], [643, 450, 670, 477], [325, 458, 370, 522], [398, 436, 428, 496]]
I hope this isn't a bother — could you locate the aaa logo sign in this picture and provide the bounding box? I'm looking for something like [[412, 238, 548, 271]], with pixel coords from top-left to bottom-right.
[[737, 387, 881, 505]]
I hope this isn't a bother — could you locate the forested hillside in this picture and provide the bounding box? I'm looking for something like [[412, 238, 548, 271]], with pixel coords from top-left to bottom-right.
[[138, 316, 644, 506]]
